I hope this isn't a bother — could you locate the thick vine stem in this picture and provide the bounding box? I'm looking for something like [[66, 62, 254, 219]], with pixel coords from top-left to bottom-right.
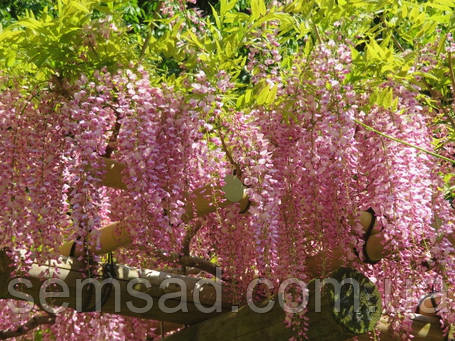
[[215, 124, 243, 178], [149, 247, 220, 278], [165, 268, 382, 341], [181, 221, 203, 256], [0, 313, 56, 340], [102, 104, 122, 158], [179, 255, 219, 277], [0, 252, 229, 324]]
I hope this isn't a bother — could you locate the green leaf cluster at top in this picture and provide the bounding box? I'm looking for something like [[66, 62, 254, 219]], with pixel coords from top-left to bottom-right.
[[1, 0, 455, 102], [0, 0, 140, 85], [2, 0, 455, 136]]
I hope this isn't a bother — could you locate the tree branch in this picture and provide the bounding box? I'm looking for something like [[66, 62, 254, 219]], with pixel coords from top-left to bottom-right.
[[0, 313, 55, 340]]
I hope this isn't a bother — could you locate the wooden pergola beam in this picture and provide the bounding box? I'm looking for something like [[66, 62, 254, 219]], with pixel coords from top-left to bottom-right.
[[0, 251, 228, 325], [95, 158, 455, 245]]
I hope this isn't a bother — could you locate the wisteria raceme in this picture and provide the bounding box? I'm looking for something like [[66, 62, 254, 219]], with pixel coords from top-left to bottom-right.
[[60, 70, 118, 261], [0, 88, 69, 268], [111, 68, 223, 264], [47, 309, 158, 341]]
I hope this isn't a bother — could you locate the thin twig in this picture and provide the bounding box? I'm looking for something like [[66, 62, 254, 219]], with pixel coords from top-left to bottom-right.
[[312, 21, 322, 45], [391, 34, 404, 52], [353, 118, 455, 164], [448, 51, 455, 99], [0, 313, 55, 340], [140, 30, 152, 60]]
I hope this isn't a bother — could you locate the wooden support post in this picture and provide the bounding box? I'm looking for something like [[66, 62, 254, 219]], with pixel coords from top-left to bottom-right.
[[59, 221, 131, 257], [305, 210, 386, 276], [164, 267, 382, 341]]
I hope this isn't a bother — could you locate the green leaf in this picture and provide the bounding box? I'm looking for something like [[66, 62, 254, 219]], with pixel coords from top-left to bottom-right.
[[437, 33, 447, 56], [211, 5, 222, 29], [245, 88, 252, 104], [369, 89, 378, 105], [383, 88, 393, 108], [267, 84, 278, 104], [220, 0, 237, 16], [6, 50, 15, 67], [251, 0, 266, 20], [186, 30, 206, 51], [256, 83, 270, 105], [70, 1, 90, 14], [285, 0, 304, 13], [304, 38, 313, 56], [401, 3, 408, 17], [236, 94, 244, 108]]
